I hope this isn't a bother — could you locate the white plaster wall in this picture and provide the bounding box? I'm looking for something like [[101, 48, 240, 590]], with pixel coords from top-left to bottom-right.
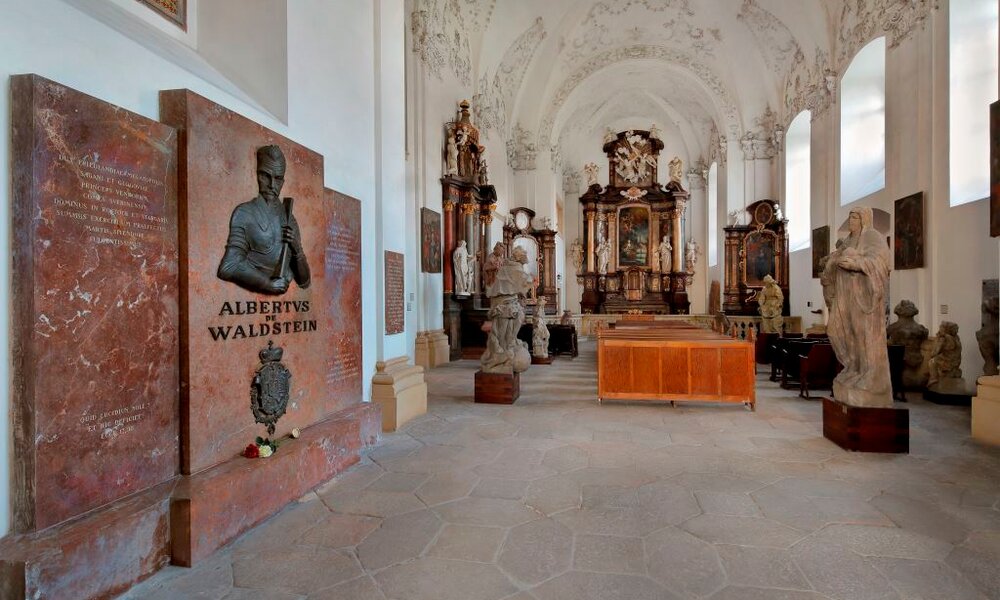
[[0, 0, 401, 536]]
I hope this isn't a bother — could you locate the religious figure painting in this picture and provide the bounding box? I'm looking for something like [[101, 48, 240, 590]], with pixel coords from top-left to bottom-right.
[[617, 206, 650, 267], [893, 192, 924, 270], [812, 226, 830, 279], [420, 208, 441, 273], [137, 0, 186, 29], [744, 231, 776, 287]]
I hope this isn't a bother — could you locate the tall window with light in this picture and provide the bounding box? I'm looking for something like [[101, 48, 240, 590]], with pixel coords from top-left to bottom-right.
[[708, 162, 718, 267], [786, 111, 811, 251], [949, 0, 999, 206], [840, 37, 886, 206]]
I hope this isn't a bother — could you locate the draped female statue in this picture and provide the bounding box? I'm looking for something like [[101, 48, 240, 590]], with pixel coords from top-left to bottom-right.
[[822, 207, 893, 408]]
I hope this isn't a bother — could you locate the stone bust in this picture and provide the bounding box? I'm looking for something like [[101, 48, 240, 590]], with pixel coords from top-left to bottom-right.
[[218, 145, 311, 295], [886, 300, 929, 389], [929, 321, 963, 387]]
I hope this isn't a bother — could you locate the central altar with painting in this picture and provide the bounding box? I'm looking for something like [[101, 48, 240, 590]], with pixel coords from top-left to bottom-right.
[[578, 129, 691, 314]]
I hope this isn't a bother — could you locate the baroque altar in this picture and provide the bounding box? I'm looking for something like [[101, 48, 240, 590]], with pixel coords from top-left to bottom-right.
[[579, 129, 691, 314], [722, 199, 790, 316]]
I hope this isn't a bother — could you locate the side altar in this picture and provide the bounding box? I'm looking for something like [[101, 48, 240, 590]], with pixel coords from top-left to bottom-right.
[[578, 129, 691, 315]]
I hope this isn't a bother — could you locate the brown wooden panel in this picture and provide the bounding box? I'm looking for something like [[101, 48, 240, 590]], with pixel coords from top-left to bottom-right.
[[632, 347, 661, 395], [600, 345, 633, 394], [660, 347, 690, 395], [720, 348, 753, 398], [690, 348, 720, 395]]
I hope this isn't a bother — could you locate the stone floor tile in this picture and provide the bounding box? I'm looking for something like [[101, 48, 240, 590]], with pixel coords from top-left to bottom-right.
[[472, 477, 530, 500], [868, 557, 987, 600], [318, 489, 426, 518], [695, 491, 762, 517], [573, 534, 645, 574], [707, 587, 832, 600], [375, 557, 518, 600], [805, 523, 954, 561], [645, 526, 725, 598], [120, 551, 235, 600], [364, 471, 430, 493], [231, 498, 332, 558], [298, 512, 381, 548], [530, 571, 677, 600], [946, 531, 1000, 598], [681, 514, 806, 548], [231, 546, 361, 595], [792, 538, 902, 600], [223, 589, 304, 600], [307, 575, 386, 599], [715, 544, 812, 590], [767, 477, 877, 499], [870, 492, 971, 544], [474, 460, 558, 480], [414, 469, 480, 506], [427, 524, 505, 562], [356, 508, 443, 571], [498, 518, 574, 584], [751, 485, 829, 532], [524, 475, 582, 515], [433, 496, 541, 527], [541, 445, 590, 472], [671, 472, 768, 494], [808, 497, 893, 527]]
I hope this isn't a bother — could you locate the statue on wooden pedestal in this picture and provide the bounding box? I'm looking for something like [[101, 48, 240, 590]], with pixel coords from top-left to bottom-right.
[[452, 240, 475, 296], [446, 131, 459, 176], [481, 246, 532, 374], [685, 239, 700, 273], [886, 300, 929, 389], [822, 207, 893, 408], [757, 275, 784, 334], [929, 321, 963, 388], [658, 236, 672, 273], [532, 298, 550, 359], [584, 162, 600, 187], [483, 242, 506, 289]]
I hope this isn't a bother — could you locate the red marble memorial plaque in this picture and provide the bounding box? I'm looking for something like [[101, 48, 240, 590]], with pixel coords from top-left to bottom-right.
[[10, 74, 179, 532], [160, 90, 362, 474], [325, 189, 363, 405], [385, 251, 405, 335]]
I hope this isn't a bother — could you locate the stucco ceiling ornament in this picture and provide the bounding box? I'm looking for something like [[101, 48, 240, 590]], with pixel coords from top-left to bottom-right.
[[473, 74, 507, 133], [507, 124, 538, 171], [564, 170, 583, 195], [709, 124, 727, 167], [783, 48, 834, 121], [539, 44, 742, 147], [409, 0, 477, 86], [836, 0, 936, 68], [551, 145, 563, 174], [475, 17, 547, 135], [737, 0, 805, 80]]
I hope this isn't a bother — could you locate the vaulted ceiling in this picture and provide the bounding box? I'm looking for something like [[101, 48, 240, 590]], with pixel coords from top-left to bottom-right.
[[411, 0, 936, 173]]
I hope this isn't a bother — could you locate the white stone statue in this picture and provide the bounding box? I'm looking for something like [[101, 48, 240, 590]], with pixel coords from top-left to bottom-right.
[[649, 123, 661, 140], [570, 238, 584, 273], [822, 206, 893, 408], [757, 274, 784, 334], [685, 239, 700, 272], [658, 236, 672, 272], [668, 156, 684, 186], [584, 162, 600, 187], [445, 133, 458, 176], [481, 246, 533, 374], [532, 297, 550, 359], [928, 321, 963, 389], [452, 240, 475, 296], [603, 128, 617, 144], [596, 239, 611, 275]]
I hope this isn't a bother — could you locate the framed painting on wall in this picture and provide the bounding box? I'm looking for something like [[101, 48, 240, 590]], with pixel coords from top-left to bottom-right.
[[617, 205, 650, 267], [136, 0, 187, 29], [420, 208, 441, 273], [743, 230, 777, 287], [811, 226, 829, 279], [991, 100, 1000, 237], [894, 192, 924, 270]]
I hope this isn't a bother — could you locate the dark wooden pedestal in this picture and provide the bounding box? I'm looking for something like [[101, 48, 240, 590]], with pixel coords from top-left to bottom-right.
[[822, 397, 908, 453], [923, 386, 973, 406], [531, 355, 552, 365], [475, 371, 520, 404]]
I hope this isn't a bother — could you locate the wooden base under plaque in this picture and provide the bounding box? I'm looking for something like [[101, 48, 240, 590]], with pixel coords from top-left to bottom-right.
[[475, 371, 520, 404], [822, 397, 908, 454]]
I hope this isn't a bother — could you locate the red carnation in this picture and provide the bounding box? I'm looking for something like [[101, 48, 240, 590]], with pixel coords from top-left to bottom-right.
[[243, 444, 260, 458]]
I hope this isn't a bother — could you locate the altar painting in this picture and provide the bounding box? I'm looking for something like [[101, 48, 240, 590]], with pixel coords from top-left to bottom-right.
[[617, 206, 649, 267], [744, 231, 776, 287]]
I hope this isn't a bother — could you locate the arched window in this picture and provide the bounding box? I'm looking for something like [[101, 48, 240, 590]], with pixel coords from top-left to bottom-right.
[[949, 0, 999, 206], [708, 162, 719, 267], [785, 111, 811, 251], [840, 37, 886, 206]]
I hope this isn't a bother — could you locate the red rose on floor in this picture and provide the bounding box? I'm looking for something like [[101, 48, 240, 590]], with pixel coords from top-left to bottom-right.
[[244, 444, 260, 458]]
